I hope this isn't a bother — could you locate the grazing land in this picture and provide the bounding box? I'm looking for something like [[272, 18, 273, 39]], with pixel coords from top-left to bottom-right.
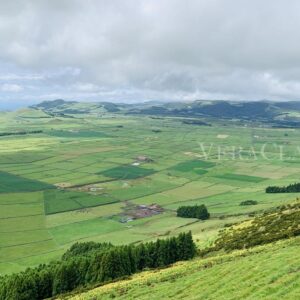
[[67, 236, 300, 300], [2, 201, 299, 299], [1, 101, 300, 276]]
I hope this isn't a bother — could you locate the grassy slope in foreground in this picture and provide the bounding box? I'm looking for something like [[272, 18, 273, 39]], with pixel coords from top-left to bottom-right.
[[65, 237, 300, 300]]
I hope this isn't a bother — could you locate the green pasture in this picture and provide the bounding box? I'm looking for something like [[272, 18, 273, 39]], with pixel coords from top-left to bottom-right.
[[44, 189, 118, 214], [1, 111, 300, 275], [0, 171, 53, 193], [214, 173, 266, 183], [46, 129, 109, 138], [170, 159, 215, 172]]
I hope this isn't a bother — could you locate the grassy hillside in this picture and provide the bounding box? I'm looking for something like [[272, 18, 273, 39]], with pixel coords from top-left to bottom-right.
[[32, 99, 300, 123], [2, 201, 298, 299], [65, 236, 300, 300]]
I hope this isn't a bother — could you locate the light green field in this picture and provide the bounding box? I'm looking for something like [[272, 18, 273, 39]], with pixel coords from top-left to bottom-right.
[[66, 237, 300, 300], [1, 109, 300, 275]]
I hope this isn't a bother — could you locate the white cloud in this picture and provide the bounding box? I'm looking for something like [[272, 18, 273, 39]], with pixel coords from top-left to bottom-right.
[[1, 0, 300, 106], [1, 83, 23, 92], [0, 73, 43, 80], [75, 83, 101, 92]]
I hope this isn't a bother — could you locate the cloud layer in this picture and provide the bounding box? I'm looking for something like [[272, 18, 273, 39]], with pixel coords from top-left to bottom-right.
[[1, 0, 300, 107]]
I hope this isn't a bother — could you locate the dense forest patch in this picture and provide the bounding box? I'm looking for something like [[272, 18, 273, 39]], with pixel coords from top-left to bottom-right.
[[239, 200, 258, 206], [266, 182, 300, 193], [177, 204, 210, 220], [0, 232, 196, 300]]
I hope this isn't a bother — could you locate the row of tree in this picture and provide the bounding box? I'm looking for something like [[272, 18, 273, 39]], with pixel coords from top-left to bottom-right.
[[266, 182, 300, 193], [239, 200, 257, 206], [177, 204, 210, 220], [0, 232, 196, 300], [0, 130, 43, 137]]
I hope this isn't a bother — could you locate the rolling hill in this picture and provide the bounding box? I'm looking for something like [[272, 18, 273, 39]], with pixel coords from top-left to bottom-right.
[[60, 203, 300, 299], [31, 99, 300, 127]]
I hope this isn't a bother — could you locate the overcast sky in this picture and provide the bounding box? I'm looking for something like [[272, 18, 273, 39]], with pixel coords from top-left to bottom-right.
[[1, 0, 300, 108]]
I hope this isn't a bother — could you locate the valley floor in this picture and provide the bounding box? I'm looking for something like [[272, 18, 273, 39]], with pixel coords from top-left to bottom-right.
[[64, 237, 300, 300], [2, 112, 300, 275]]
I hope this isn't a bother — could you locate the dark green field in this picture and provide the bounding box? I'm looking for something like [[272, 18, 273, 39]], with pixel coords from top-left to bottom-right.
[[0, 171, 53, 193], [100, 165, 156, 179], [214, 173, 266, 183], [170, 160, 215, 172]]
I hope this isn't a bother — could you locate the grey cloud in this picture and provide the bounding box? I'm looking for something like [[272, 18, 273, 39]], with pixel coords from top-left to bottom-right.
[[1, 0, 300, 107]]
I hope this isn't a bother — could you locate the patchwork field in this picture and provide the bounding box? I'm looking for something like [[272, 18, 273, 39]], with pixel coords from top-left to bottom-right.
[[1, 108, 300, 275]]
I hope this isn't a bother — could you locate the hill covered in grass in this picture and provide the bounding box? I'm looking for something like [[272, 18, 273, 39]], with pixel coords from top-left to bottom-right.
[[2, 202, 300, 299], [64, 236, 300, 300], [9, 201, 293, 299], [31, 99, 300, 126], [58, 202, 300, 299]]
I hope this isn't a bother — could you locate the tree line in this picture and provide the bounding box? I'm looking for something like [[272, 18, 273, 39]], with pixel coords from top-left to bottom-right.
[[266, 182, 300, 193], [0, 130, 43, 137], [0, 232, 196, 300], [177, 204, 210, 220], [239, 200, 257, 206]]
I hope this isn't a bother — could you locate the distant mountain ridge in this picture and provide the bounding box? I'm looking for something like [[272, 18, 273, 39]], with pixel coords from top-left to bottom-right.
[[33, 99, 77, 109], [31, 99, 300, 125]]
